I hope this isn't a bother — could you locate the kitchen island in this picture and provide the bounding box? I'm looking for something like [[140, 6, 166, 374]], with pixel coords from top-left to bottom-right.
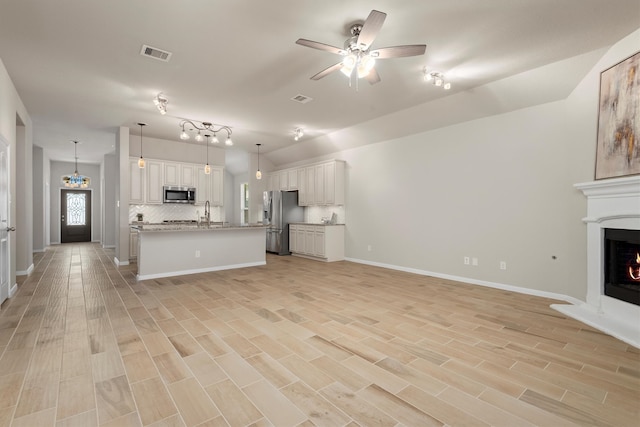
[[132, 223, 266, 281]]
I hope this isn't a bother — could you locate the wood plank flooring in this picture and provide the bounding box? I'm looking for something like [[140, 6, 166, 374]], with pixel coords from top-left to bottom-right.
[[0, 242, 638, 426]]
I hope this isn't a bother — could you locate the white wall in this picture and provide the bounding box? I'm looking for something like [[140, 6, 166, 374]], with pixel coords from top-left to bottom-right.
[[49, 161, 102, 244], [32, 145, 45, 251], [0, 58, 32, 289], [103, 153, 117, 248], [129, 133, 224, 166]]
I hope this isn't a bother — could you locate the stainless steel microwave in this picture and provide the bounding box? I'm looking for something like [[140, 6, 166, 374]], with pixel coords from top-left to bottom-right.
[[163, 186, 196, 204]]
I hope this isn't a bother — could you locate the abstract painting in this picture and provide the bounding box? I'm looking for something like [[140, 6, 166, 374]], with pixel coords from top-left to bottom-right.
[[595, 51, 640, 179]]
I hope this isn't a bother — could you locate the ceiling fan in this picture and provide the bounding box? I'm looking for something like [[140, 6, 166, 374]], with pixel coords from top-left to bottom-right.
[[296, 10, 426, 85]]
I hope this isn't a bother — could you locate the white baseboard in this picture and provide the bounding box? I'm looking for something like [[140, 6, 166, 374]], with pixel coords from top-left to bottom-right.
[[136, 261, 266, 282], [16, 264, 34, 276], [8, 282, 17, 298], [33, 248, 46, 253], [345, 257, 582, 305], [102, 244, 115, 249], [114, 257, 129, 267]]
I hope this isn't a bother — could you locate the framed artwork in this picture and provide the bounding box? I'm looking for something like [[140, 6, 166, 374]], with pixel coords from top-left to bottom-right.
[[595, 51, 640, 180]]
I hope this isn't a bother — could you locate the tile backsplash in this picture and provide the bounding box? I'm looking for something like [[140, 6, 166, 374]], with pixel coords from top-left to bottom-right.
[[305, 206, 345, 224], [129, 204, 222, 224]]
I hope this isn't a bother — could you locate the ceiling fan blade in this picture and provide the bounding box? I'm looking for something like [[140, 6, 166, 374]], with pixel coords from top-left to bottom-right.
[[310, 62, 344, 80], [370, 44, 427, 59], [357, 10, 386, 50], [296, 39, 346, 55], [365, 68, 381, 85]]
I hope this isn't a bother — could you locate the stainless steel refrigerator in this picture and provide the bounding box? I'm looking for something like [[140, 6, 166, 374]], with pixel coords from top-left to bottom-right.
[[263, 190, 304, 255]]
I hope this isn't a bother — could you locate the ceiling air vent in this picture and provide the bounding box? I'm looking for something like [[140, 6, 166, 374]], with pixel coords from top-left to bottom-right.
[[290, 94, 313, 104], [140, 44, 172, 62]]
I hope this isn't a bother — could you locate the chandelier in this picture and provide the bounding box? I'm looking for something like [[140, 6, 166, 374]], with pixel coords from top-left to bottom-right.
[[62, 140, 90, 188], [179, 119, 233, 146]]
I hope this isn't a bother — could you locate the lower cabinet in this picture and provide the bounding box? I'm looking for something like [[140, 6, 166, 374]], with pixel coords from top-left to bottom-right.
[[289, 224, 344, 262], [129, 230, 138, 260]]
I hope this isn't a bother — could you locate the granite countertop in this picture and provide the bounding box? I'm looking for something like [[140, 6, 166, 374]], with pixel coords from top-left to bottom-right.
[[131, 223, 266, 232], [289, 222, 345, 226]]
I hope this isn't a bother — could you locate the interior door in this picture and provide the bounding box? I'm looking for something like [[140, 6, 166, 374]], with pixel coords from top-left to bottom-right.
[[0, 136, 9, 304], [61, 189, 92, 243]]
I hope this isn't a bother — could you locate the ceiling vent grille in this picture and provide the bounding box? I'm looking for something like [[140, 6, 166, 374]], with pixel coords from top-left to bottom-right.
[[140, 45, 172, 62], [290, 94, 313, 104]]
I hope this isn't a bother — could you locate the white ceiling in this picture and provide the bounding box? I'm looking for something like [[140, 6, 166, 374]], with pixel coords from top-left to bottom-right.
[[0, 1, 638, 172]]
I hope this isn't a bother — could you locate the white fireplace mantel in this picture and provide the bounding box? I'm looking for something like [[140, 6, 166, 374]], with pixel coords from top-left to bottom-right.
[[552, 175, 640, 348]]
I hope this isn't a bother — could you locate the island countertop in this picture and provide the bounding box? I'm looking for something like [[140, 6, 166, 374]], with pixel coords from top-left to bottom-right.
[[131, 223, 266, 232]]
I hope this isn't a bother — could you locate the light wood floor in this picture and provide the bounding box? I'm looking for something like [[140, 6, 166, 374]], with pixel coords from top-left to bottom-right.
[[0, 243, 638, 426]]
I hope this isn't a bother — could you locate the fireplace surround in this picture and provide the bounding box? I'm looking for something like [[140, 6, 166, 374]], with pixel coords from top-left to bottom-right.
[[552, 176, 640, 348]]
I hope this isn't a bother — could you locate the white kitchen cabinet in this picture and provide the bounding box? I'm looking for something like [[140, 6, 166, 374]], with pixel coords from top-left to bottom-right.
[[181, 164, 196, 187], [314, 164, 325, 205], [288, 169, 299, 190], [129, 230, 138, 259], [196, 166, 224, 206], [279, 170, 289, 191], [290, 224, 344, 262], [165, 162, 195, 187], [129, 158, 144, 204], [211, 167, 224, 206], [164, 162, 180, 186], [297, 168, 307, 205], [304, 166, 315, 206], [145, 160, 164, 204]]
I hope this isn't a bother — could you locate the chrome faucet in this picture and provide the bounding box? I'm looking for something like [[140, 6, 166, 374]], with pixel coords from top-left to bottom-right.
[[204, 200, 211, 226]]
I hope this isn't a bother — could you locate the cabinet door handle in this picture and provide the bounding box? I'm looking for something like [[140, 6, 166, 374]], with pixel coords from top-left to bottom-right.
[[6, 227, 15, 232]]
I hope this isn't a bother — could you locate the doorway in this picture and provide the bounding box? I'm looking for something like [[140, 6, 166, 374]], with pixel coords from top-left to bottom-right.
[[0, 135, 9, 304], [61, 189, 92, 243]]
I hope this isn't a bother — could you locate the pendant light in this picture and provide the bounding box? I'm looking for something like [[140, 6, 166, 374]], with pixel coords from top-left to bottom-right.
[[255, 143, 262, 180], [137, 122, 146, 168], [204, 134, 211, 175]]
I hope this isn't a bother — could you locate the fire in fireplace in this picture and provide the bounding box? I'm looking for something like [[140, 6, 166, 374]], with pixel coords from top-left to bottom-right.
[[604, 228, 640, 306]]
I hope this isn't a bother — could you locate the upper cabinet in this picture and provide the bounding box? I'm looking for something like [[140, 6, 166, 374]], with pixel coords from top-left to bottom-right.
[[164, 162, 195, 187], [130, 157, 224, 205], [145, 160, 164, 204], [265, 160, 345, 207], [129, 159, 144, 204], [196, 165, 224, 206]]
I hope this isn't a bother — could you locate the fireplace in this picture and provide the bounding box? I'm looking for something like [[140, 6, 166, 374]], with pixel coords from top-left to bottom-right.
[[552, 176, 640, 348], [604, 228, 640, 306]]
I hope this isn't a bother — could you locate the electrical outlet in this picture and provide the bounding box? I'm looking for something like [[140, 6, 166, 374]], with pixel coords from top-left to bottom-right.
[[195, 250, 200, 258], [464, 256, 470, 265], [367, 245, 372, 252], [500, 261, 507, 270], [472, 257, 478, 266]]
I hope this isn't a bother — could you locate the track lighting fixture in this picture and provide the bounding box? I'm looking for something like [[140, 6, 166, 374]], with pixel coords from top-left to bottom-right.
[[255, 143, 262, 180], [423, 68, 451, 90], [294, 128, 304, 141], [137, 122, 147, 168], [179, 119, 233, 146], [62, 141, 90, 188], [153, 93, 168, 115]]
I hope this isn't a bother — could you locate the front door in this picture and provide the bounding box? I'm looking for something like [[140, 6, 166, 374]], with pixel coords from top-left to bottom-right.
[[61, 189, 91, 243], [0, 136, 9, 304]]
